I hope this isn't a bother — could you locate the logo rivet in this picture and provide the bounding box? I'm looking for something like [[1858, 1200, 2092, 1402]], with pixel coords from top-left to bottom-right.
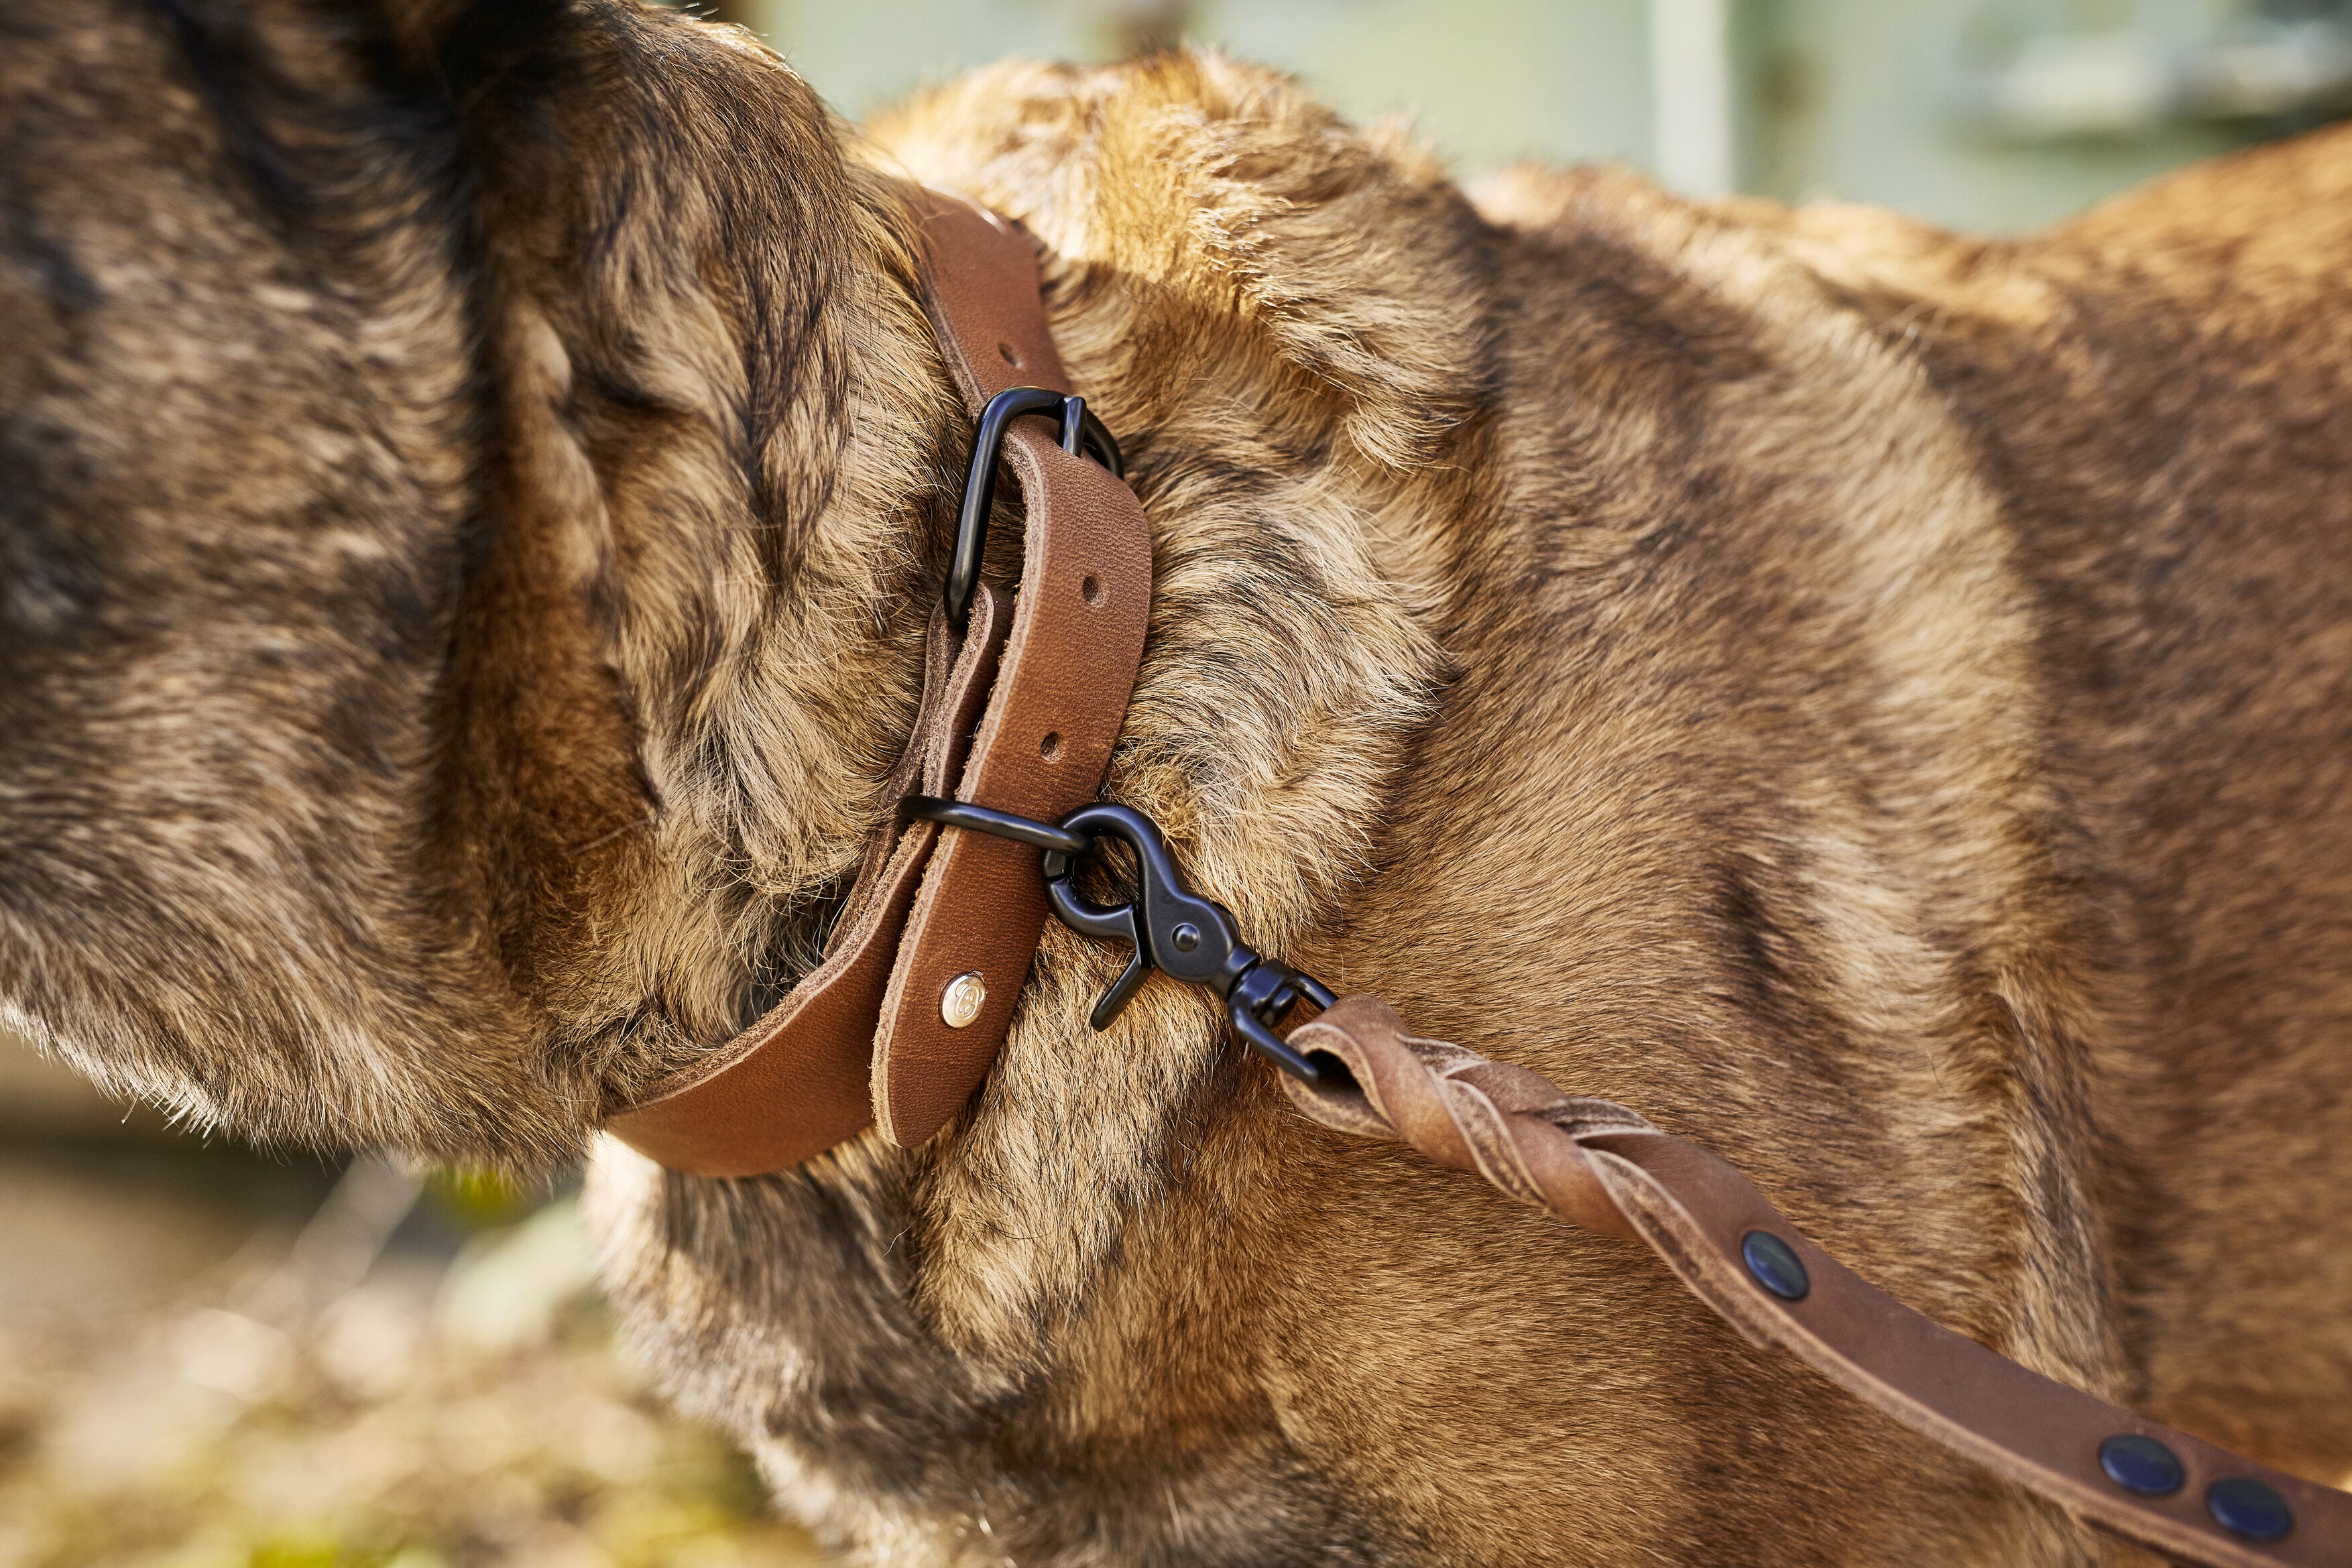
[[2207, 1477, 2294, 1541], [1739, 1229, 1811, 1301], [941, 971, 986, 1029], [2098, 1434, 2184, 1498]]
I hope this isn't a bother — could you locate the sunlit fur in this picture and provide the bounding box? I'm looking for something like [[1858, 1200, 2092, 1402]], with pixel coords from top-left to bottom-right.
[[5, 2, 2351, 1563]]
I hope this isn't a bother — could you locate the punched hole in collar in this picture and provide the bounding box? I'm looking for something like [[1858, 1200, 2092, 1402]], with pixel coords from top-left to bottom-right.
[[998, 342, 1022, 367], [1040, 731, 1063, 762], [1081, 575, 1105, 606]]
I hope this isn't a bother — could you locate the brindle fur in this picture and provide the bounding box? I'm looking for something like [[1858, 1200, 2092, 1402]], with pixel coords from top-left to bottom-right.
[[4, 2, 2349, 1562]]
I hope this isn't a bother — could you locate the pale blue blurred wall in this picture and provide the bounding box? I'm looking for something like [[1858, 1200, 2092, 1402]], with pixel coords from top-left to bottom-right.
[[736, 0, 2337, 233], [1754, 0, 2258, 228], [752, 0, 1655, 171]]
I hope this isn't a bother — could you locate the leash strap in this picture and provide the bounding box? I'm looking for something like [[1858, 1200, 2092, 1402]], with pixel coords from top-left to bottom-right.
[[604, 192, 1151, 1174], [1283, 994, 2352, 1568]]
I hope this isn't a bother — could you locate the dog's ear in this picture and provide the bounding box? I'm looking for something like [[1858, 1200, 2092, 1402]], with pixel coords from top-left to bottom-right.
[[0, 0, 933, 1168], [0, 0, 646, 1165]]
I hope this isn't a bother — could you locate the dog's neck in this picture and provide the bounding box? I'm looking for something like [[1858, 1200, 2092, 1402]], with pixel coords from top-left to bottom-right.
[[551, 34, 1570, 1488], [440, 32, 977, 1138], [449, 30, 1502, 1187], [453, 30, 1507, 1377]]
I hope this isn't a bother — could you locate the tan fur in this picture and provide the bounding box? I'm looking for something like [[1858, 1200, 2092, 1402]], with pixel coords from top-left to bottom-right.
[[5, 3, 2351, 1562]]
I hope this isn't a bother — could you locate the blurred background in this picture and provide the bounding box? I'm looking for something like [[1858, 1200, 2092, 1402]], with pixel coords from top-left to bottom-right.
[[741, 0, 2352, 229], [5, 1, 2347, 1566]]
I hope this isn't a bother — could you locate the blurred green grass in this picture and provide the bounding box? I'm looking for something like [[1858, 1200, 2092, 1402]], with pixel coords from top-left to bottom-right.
[[0, 1192, 827, 1568], [0, 1034, 830, 1568]]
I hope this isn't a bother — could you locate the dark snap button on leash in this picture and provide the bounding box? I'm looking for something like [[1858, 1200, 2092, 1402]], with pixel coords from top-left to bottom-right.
[[2098, 1434, 2185, 1497], [2207, 1476, 2294, 1541], [1741, 1229, 1810, 1301]]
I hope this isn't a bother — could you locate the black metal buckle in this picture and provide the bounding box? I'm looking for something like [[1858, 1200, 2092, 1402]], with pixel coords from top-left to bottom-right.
[[945, 387, 1123, 630], [900, 796, 1336, 1082]]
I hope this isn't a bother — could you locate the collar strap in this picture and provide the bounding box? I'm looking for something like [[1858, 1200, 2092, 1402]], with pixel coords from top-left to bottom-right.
[[604, 190, 1152, 1177]]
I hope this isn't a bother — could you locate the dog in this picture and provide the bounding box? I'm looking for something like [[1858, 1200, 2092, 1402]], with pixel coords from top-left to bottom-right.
[[6, 1, 2351, 1561]]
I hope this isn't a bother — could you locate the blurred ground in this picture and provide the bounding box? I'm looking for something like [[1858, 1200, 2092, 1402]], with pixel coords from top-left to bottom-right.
[[0, 1035, 829, 1568]]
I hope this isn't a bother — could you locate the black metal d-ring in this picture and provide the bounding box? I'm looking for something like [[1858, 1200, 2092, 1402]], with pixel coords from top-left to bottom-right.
[[945, 387, 1124, 629], [899, 795, 1089, 857]]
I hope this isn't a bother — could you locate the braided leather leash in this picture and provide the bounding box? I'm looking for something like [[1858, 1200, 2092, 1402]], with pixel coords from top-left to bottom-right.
[[1280, 995, 2352, 1568]]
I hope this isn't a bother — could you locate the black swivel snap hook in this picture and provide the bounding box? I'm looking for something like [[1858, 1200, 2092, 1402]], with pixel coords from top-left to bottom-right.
[[1043, 804, 1336, 1079], [900, 797, 1336, 1081]]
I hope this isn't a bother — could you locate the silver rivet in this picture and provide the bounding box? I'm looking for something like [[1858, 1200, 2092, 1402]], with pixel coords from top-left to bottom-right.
[[1171, 923, 1201, 952], [941, 971, 986, 1028]]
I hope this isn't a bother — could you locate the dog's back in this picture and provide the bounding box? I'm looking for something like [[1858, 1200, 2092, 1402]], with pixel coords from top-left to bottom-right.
[[1491, 133, 2352, 1486], [1901, 140, 2352, 1476]]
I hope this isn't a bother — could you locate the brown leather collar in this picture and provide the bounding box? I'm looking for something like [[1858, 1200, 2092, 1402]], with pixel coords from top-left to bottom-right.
[[605, 190, 1151, 1176]]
